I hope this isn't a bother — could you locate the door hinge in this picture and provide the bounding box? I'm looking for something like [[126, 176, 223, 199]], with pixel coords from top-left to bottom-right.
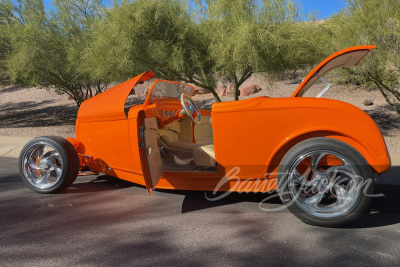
[[139, 126, 144, 138]]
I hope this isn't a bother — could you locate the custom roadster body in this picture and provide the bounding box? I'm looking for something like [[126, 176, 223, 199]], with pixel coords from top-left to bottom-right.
[[19, 46, 391, 227]]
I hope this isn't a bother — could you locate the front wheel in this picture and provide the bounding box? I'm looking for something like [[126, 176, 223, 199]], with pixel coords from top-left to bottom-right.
[[277, 137, 374, 227], [19, 136, 79, 193]]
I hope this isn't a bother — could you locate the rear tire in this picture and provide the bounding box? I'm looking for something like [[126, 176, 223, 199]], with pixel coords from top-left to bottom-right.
[[277, 137, 373, 227], [19, 136, 79, 193]]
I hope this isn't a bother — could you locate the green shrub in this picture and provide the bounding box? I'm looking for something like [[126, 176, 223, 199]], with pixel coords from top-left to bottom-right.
[[329, 0, 400, 113]]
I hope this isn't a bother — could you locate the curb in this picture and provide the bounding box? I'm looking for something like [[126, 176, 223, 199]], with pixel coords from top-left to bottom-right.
[[0, 136, 33, 158]]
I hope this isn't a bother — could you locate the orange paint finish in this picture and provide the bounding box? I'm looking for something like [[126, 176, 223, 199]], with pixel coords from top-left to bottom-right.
[[200, 110, 212, 116], [78, 71, 155, 123], [145, 99, 184, 128], [111, 165, 278, 193], [66, 138, 84, 154], [71, 46, 390, 194], [212, 96, 390, 177], [292, 45, 376, 97], [77, 119, 135, 173]]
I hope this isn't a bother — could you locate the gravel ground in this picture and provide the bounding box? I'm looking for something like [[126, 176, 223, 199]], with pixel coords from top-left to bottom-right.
[[0, 85, 77, 138], [1, 76, 399, 153]]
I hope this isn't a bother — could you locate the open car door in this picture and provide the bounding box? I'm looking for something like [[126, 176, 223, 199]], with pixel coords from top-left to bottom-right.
[[138, 111, 163, 195], [291, 45, 376, 97]]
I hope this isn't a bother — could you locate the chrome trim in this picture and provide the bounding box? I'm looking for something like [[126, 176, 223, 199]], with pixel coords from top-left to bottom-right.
[[78, 171, 99, 176], [315, 72, 331, 98]]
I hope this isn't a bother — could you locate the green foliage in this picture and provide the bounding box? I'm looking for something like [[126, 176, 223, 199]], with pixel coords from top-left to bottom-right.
[[1, 0, 329, 105], [84, 0, 223, 101], [86, 0, 326, 101], [328, 0, 400, 113], [0, 0, 106, 106], [5, 0, 398, 111], [198, 0, 331, 99], [0, 17, 11, 82]]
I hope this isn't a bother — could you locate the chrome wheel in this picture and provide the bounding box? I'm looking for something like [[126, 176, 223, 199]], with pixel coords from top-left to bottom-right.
[[288, 150, 363, 218], [22, 142, 64, 189]]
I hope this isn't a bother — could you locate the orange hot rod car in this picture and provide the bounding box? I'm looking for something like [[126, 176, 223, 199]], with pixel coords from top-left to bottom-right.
[[19, 46, 391, 227]]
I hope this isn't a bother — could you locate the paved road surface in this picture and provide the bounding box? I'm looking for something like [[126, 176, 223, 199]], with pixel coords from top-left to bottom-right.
[[1, 157, 399, 266]]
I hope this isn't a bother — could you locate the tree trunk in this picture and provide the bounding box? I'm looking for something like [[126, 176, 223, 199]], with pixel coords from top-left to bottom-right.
[[233, 70, 252, 101], [234, 83, 240, 101]]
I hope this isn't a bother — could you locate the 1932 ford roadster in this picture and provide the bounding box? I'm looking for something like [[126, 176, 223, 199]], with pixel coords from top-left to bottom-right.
[[19, 46, 391, 227]]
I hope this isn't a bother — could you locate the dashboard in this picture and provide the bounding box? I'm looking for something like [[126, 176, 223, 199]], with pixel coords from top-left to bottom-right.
[[144, 99, 185, 128]]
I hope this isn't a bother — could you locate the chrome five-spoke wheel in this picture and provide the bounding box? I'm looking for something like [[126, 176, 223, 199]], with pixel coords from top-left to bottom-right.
[[19, 136, 79, 193], [278, 137, 373, 227], [22, 143, 64, 189], [288, 150, 362, 218]]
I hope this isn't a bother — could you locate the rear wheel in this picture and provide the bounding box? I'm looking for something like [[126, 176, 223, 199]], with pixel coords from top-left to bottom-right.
[[277, 137, 373, 227], [19, 136, 79, 193]]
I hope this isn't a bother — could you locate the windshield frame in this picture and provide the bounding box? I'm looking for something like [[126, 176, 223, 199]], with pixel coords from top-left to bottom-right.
[[143, 79, 195, 106]]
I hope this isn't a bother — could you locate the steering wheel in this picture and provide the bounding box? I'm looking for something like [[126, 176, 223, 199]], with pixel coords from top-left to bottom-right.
[[180, 93, 201, 124]]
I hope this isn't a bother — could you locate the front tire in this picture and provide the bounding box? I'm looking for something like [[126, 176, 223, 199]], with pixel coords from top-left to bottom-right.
[[277, 137, 373, 227], [19, 136, 79, 193]]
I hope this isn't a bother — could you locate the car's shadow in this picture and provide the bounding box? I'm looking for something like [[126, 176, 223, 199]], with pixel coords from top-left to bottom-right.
[[344, 183, 400, 229], [63, 175, 143, 193], [65, 172, 400, 229], [179, 189, 283, 213], [177, 184, 400, 229]]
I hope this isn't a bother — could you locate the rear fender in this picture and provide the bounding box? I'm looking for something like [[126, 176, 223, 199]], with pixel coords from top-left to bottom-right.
[[266, 130, 389, 177]]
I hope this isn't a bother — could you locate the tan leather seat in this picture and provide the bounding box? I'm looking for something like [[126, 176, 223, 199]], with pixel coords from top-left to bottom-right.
[[160, 135, 202, 151], [160, 135, 215, 167], [193, 145, 216, 167]]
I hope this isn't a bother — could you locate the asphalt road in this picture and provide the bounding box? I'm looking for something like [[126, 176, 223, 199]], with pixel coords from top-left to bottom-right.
[[1, 156, 399, 266]]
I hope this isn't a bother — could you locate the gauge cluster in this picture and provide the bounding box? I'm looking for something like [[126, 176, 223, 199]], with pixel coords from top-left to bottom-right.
[[159, 108, 180, 120], [148, 100, 183, 128]]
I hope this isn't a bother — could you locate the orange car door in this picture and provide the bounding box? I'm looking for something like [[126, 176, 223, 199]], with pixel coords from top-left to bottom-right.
[[138, 113, 163, 194]]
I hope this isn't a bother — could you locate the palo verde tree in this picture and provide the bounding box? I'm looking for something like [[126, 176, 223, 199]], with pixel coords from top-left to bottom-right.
[[193, 0, 328, 100], [86, 0, 325, 102], [0, 0, 14, 83], [200, 0, 294, 100], [2, 0, 332, 104], [1, 0, 107, 106], [85, 0, 222, 101], [328, 0, 400, 113]]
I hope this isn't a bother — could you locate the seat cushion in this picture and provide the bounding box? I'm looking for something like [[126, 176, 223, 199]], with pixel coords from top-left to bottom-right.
[[193, 145, 216, 167], [160, 135, 202, 151]]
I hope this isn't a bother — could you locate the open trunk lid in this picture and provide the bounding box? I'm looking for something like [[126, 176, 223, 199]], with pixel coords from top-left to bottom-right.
[[291, 45, 376, 97]]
